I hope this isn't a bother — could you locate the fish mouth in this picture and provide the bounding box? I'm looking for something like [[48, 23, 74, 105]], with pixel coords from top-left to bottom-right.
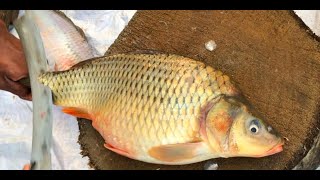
[[256, 139, 285, 158]]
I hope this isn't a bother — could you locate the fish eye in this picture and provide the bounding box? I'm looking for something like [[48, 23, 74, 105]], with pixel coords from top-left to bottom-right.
[[250, 126, 258, 133], [249, 119, 261, 134]]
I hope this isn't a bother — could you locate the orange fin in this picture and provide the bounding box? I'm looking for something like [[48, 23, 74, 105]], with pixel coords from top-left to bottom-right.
[[104, 143, 133, 158], [62, 107, 91, 120], [148, 142, 203, 162]]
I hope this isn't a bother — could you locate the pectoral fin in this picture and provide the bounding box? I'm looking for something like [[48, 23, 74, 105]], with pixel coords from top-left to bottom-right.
[[148, 142, 204, 162], [62, 107, 91, 120]]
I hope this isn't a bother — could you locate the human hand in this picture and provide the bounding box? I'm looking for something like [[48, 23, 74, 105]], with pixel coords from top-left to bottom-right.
[[0, 20, 31, 100]]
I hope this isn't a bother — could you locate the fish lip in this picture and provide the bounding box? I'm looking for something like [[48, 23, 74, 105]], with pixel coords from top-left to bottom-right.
[[256, 139, 285, 158], [266, 142, 283, 155]]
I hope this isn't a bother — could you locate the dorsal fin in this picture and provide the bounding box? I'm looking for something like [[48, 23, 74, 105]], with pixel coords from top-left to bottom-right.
[[105, 48, 170, 56]]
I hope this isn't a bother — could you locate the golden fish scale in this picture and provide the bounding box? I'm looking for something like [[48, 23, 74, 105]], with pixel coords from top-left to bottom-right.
[[39, 54, 237, 157]]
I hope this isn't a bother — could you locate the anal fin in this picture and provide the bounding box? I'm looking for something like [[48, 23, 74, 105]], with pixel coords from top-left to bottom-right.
[[62, 107, 92, 120]]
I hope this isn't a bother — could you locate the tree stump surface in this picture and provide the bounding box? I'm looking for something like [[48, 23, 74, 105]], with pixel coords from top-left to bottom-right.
[[78, 10, 320, 170]]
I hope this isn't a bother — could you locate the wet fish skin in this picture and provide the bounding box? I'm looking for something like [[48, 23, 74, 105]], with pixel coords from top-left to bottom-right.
[[39, 53, 284, 165]]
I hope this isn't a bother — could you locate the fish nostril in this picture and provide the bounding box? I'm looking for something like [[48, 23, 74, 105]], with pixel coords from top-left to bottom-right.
[[267, 126, 273, 132]]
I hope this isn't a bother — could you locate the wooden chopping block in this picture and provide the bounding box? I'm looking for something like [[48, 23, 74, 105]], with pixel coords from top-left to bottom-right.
[[78, 10, 320, 170]]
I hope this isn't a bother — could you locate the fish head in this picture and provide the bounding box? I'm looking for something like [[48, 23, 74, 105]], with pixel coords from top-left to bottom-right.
[[204, 95, 284, 158]]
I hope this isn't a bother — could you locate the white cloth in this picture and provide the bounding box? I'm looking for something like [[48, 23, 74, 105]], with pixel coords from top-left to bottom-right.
[[0, 10, 318, 170], [295, 10, 320, 36]]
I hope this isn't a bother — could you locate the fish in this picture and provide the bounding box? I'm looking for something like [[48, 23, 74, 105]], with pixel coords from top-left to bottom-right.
[[27, 10, 96, 71], [38, 53, 285, 165]]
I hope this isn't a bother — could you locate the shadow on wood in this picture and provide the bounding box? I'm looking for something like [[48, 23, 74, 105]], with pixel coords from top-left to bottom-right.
[[78, 10, 320, 170]]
